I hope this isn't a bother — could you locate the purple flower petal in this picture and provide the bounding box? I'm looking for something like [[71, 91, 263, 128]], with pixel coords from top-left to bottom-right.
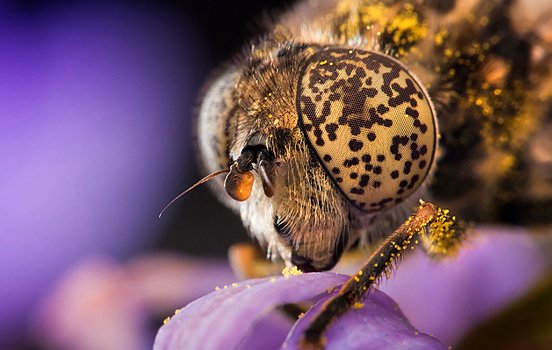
[[155, 273, 348, 350], [283, 289, 445, 350], [379, 226, 549, 345], [154, 273, 445, 350], [238, 311, 293, 350]]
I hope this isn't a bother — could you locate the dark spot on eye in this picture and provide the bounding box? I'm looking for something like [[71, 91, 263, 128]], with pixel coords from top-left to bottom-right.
[[365, 164, 373, 171], [395, 154, 402, 160], [403, 161, 412, 174], [343, 157, 360, 168], [400, 180, 408, 187], [405, 107, 419, 119], [332, 167, 340, 174], [361, 154, 371, 163], [410, 133, 418, 141], [420, 145, 428, 155], [351, 187, 365, 195], [325, 123, 338, 141], [350, 172, 358, 179], [391, 170, 399, 179], [323, 154, 332, 162], [359, 174, 370, 187], [377, 154, 385, 162], [377, 104, 390, 114], [410, 143, 418, 150], [419, 160, 427, 169], [336, 177, 343, 183], [373, 181, 381, 188], [349, 139, 363, 152], [325, 123, 338, 132], [314, 130, 324, 145], [367, 132, 376, 141], [373, 166, 382, 174]]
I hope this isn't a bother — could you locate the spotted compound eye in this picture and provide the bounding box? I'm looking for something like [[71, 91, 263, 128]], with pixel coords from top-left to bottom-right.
[[297, 49, 437, 212]]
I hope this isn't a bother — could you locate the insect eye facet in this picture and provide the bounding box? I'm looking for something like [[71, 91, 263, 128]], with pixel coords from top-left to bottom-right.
[[296, 49, 437, 212]]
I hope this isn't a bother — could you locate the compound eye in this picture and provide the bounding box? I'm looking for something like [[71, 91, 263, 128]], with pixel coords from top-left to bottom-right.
[[224, 163, 254, 201], [296, 49, 437, 212]]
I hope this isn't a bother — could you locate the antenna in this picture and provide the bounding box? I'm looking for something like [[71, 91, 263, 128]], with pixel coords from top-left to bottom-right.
[[158, 169, 230, 218]]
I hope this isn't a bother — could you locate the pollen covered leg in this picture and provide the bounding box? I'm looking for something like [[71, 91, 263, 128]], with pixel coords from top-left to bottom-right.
[[300, 201, 465, 350]]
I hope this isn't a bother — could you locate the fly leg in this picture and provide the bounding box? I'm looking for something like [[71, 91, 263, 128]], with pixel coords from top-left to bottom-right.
[[300, 201, 465, 349]]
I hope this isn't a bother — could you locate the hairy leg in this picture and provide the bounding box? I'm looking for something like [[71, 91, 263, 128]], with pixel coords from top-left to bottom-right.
[[301, 201, 465, 349]]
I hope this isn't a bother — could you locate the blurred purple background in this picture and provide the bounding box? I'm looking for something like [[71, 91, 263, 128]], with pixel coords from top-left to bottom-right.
[[0, 1, 296, 347], [0, 1, 201, 347]]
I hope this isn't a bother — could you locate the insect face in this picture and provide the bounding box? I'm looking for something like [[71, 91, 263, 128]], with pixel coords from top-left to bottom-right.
[[198, 43, 437, 271]]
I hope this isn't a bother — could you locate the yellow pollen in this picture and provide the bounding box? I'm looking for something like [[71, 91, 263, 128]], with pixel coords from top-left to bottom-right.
[[282, 266, 303, 278]]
